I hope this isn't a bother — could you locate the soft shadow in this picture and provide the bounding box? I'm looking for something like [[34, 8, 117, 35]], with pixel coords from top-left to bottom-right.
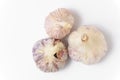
[[60, 56, 72, 71], [69, 9, 82, 31]]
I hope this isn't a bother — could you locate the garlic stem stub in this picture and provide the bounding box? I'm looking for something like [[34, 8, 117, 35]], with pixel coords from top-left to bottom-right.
[[32, 38, 68, 72], [45, 8, 74, 39], [68, 26, 108, 64]]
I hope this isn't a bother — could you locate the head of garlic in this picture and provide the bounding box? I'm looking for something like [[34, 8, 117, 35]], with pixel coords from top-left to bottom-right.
[[68, 26, 107, 64], [32, 38, 68, 72], [45, 8, 74, 39]]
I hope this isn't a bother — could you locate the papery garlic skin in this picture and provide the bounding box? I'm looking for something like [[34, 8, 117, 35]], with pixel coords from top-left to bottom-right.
[[45, 8, 74, 39], [68, 26, 107, 64], [32, 38, 68, 72]]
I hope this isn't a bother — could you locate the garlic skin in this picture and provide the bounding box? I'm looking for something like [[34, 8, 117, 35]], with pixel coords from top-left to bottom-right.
[[45, 8, 74, 39], [68, 26, 107, 64], [32, 38, 68, 72]]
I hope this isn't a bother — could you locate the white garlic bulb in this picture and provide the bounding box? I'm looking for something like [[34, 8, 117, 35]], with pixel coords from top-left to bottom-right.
[[68, 26, 107, 64], [32, 38, 68, 72], [45, 8, 74, 39]]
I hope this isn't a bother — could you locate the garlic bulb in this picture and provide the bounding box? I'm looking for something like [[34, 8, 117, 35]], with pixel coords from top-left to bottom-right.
[[32, 38, 68, 72], [68, 26, 107, 64], [45, 8, 74, 39]]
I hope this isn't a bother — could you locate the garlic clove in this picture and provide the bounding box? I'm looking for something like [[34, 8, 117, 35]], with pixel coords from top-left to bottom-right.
[[68, 26, 107, 64], [45, 8, 74, 39], [32, 38, 68, 72]]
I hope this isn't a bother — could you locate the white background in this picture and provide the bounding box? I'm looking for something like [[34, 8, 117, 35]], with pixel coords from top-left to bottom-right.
[[0, 0, 120, 80]]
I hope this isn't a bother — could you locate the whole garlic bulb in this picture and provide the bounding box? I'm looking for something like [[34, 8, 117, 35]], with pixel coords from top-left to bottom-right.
[[45, 8, 74, 39], [68, 26, 107, 64], [32, 38, 68, 72]]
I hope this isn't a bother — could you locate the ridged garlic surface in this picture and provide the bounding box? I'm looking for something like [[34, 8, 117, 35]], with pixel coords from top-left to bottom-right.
[[68, 26, 107, 64], [45, 8, 74, 39], [32, 38, 68, 72]]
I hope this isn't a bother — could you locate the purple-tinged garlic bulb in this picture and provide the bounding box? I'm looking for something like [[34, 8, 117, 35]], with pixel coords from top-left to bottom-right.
[[45, 8, 74, 39], [32, 38, 68, 72], [68, 26, 107, 64]]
